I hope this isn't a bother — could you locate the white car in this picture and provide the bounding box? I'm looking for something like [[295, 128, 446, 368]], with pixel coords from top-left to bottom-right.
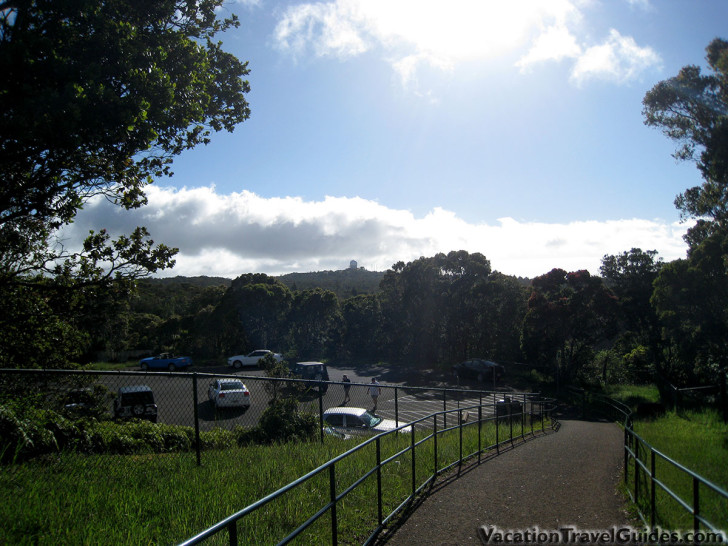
[[208, 379, 251, 409], [322, 407, 409, 436], [227, 349, 283, 369]]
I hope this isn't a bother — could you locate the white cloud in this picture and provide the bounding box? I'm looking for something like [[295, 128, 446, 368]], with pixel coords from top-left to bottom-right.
[[516, 24, 582, 70], [272, 0, 660, 88], [570, 29, 661, 86], [60, 186, 689, 279]]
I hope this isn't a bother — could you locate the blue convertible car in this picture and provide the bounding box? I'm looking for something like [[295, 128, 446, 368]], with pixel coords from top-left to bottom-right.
[[139, 353, 192, 371]]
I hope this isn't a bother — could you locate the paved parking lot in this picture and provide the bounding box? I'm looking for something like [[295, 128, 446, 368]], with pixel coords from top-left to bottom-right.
[[92, 364, 513, 432]]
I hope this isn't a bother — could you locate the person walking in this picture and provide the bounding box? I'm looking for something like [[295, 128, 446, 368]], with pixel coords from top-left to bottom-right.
[[342, 374, 351, 404], [368, 377, 381, 413]]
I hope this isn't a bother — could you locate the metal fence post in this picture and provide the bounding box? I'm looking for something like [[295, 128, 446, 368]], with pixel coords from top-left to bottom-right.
[[478, 405, 482, 464], [495, 398, 500, 454], [693, 476, 700, 534], [650, 449, 656, 528], [433, 414, 438, 475], [395, 386, 399, 427], [192, 373, 201, 466], [227, 521, 238, 546], [319, 384, 324, 443], [376, 438, 383, 526], [411, 423, 416, 501], [458, 409, 463, 471], [329, 464, 338, 546], [443, 389, 447, 429]]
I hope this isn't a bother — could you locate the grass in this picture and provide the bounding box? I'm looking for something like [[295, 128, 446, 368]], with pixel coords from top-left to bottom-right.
[[604, 384, 661, 407], [595, 385, 728, 532], [0, 415, 544, 544], [81, 361, 139, 371], [627, 409, 728, 532]]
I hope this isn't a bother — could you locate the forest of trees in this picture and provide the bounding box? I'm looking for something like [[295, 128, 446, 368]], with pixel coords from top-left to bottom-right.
[[1, 2, 726, 405], [66, 245, 714, 396]]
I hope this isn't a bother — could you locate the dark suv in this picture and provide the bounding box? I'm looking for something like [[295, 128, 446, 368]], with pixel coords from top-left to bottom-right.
[[290, 361, 330, 392], [114, 385, 158, 423]]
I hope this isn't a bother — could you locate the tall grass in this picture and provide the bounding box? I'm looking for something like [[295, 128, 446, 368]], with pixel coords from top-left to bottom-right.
[[627, 409, 728, 532], [0, 416, 539, 544], [585, 384, 728, 532]]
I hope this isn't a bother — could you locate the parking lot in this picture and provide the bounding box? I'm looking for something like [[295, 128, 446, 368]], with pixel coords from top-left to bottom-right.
[[87, 363, 510, 432]]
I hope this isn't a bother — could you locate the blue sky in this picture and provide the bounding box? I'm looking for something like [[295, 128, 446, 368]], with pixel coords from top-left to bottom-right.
[[67, 0, 728, 278]]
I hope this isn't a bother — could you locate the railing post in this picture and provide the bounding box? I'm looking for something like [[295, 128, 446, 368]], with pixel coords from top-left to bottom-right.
[[192, 373, 201, 466], [319, 384, 325, 444], [395, 386, 399, 427], [634, 441, 640, 504], [541, 401, 544, 432], [458, 409, 463, 472], [509, 401, 514, 446], [693, 476, 700, 534], [433, 414, 438, 476], [328, 464, 338, 546], [411, 424, 416, 501], [227, 521, 238, 546], [521, 394, 525, 440], [495, 398, 500, 454], [376, 438, 383, 526], [443, 389, 447, 429], [477, 405, 482, 464], [650, 449, 656, 529], [624, 427, 629, 487]]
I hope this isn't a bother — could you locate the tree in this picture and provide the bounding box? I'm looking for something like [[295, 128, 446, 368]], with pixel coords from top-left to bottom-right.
[[643, 38, 728, 246], [521, 269, 618, 387], [643, 38, 728, 416], [0, 0, 250, 366], [288, 288, 342, 359]]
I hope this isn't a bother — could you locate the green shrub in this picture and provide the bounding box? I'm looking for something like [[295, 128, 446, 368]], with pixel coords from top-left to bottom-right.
[[240, 398, 317, 445]]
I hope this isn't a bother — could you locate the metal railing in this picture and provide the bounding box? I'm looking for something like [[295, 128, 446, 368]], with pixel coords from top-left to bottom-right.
[[567, 387, 728, 535], [179, 395, 558, 545]]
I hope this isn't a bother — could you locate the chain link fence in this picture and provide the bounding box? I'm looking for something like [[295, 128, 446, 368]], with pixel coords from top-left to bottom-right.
[[0, 368, 543, 464]]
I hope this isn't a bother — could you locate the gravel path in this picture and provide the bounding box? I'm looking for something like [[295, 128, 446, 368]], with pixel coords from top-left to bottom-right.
[[376, 414, 631, 545]]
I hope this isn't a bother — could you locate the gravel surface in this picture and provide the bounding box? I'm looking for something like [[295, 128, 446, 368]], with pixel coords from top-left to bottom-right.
[[376, 413, 631, 545]]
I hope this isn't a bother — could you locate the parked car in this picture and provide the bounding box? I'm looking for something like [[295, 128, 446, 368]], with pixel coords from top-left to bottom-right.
[[139, 353, 192, 371], [114, 385, 157, 422], [227, 350, 283, 369], [496, 396, 523, 419], [289, 361, 330, 392], [208, 378, 251, 409], [60, 385, 111, 419], [452, 359, 504, 383], [322, 407, 408, 436]]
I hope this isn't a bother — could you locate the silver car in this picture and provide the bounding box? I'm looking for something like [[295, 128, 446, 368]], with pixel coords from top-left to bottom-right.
[[208, 379, 251, 409], [322, 407, 408, 436]]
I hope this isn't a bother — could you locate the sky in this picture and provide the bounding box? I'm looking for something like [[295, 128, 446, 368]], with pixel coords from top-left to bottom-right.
[[64, 0, 728, 279]]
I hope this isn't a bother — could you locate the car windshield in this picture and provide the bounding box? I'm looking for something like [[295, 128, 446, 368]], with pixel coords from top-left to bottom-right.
[[221, 382, 245, 391], [360, 411, 382, 427], [122, 392, 153, 405]]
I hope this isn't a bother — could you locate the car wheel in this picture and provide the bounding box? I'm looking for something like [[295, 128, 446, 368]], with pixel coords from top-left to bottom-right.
[[141, 362, 148, 371], [168, 363, 176, 371], [233, 360, 242, 369], [132, 404, 144, 416]]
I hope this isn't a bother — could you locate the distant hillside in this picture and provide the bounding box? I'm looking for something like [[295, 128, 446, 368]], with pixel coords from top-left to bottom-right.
[[277, 268, 385, 299], [142, 276, 232, 288]]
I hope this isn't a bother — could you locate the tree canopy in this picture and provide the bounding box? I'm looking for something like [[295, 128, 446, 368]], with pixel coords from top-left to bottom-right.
[[643, 37, 728, 245], [0, 0, 251, 367], [0, 0, 250, 288]]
